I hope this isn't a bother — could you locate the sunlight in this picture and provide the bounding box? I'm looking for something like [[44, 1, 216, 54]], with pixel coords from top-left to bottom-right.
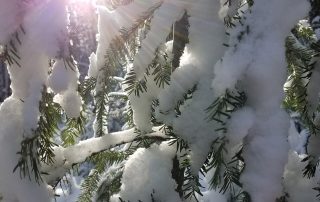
[[69, 0, 93, 3]]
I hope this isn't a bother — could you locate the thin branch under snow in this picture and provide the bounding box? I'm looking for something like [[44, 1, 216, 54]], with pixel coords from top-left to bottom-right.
[[42, 126, 170, 183]]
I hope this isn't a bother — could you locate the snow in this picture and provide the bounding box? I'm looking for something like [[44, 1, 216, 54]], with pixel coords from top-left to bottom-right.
[[207, 0, 310, 201], [48, 60, 76, 94], [0, 0, 317, 201], [0, 0, 21, 44], [132, 0, 184, 79], [157, 0, 227, 174], [0, 0, 80, 200], [307, 60, 320, 114], [54, 90, 82, 118], [42, 127, 167, 183], [50, 59, 82, 118], [90, 0, 162, 84], [111, 142, 180, 202], [226, 106, 255, 147], [90, 0, 163, 135], [200, 168, 227, 202], [283, 151, 319, 202]]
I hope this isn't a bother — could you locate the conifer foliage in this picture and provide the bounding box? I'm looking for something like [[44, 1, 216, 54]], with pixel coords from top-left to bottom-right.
[[0, 0, 320, 202]]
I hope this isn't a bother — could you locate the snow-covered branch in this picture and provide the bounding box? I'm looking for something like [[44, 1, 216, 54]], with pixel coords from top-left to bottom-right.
[[42, 126, 170, 183]]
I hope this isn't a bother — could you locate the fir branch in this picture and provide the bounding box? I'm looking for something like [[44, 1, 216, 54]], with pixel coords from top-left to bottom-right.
[[201, 138, 244, 195], [61, 113, 86, 147], [151, 51, 172, 88], [14, 90, 61, 183], [284, 35, 319, 135], [206, 90, 247, 132], [94, 3, 161, 136], [79, 77, 96, 104], [181, 158, 203, 202], [173, 85, 197, 117], [1, 26, 26, 67], [78, 151, 127, 202], [302, 155, 319, 178], [95, 169, 123, 202], [43, 127, 171, 181], [123, 69, 147, 96]]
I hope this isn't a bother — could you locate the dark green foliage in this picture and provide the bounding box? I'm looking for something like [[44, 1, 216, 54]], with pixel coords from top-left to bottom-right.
[[61, 113, 86, 147], [284, 34, 318, 134], [203, 90, 246, 199], [302, 155, 319, 178], [14, 90, 61, 183], [150, 53, 171, 88], [181, 158, 203, 202], [79, 77, 96, 104], [78, 151, 128, 202], [171, 156, 185, 198], [174, 85, 197, 117], [95, 89, 109, 137], [206, 90, 247, 132], [95, 170, 123, 202], [123, 69, 147, 96], [124, 5, 190, 96], [201, 138, 244, 194], [95, 3, 162, 136], [0, 26, 25, 67]]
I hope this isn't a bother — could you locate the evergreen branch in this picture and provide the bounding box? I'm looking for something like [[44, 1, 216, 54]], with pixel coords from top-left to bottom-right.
[[77, 169, 101, 202], [181, 158, 203, 202], [284, 35, 319, 135], [94, 4, 161, 136], [1, 26, 25, 67], [78, 151, 127, 202], [78, 77, 96, 104], [61, 113, 86, 147], [201, 138, 244, 195], [302, 155, 319, 178], [206, 90, 246, 133], [42, 127, 171, 182], [95, 168, 123, 202], [151, 51, 172, 88], [14, 90, 61, 183]]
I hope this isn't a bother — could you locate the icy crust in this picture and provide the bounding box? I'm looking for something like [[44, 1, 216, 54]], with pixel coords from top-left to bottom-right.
[[0, 0, 81, 201], [111, 142, 180, 202]]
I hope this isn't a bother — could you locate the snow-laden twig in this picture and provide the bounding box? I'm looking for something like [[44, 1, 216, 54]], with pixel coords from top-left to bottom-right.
[[42, 126, 170, 183]]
